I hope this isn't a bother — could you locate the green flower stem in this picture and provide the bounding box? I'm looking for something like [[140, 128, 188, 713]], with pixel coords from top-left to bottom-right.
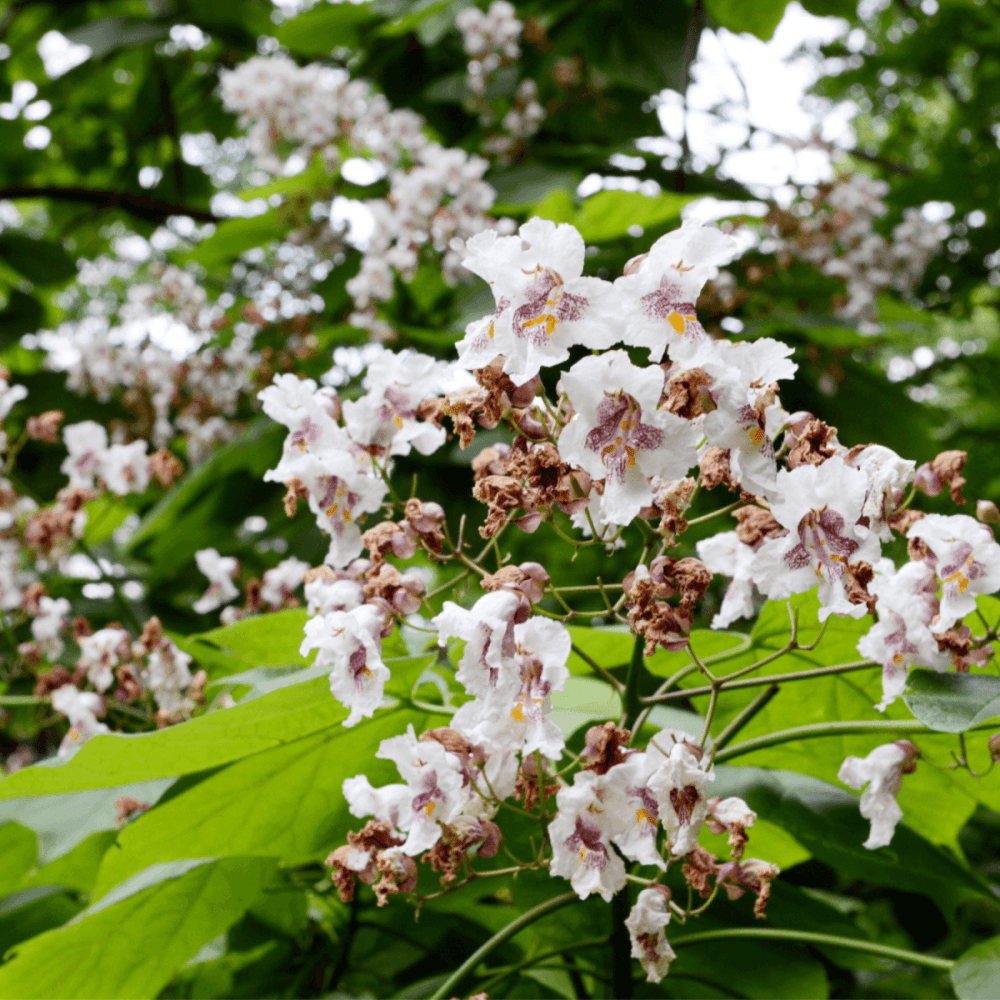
[[0, 694, 43, 705], [570, 642, 624, 693], [710, 683, 779, 753], [671, 927, 954, 970], [428, 891, 578, 1000], [473, 936, 611, 993], [642, 659, 878, 704], [715, 719, 1000, 764], [684, 499, 744, 527]]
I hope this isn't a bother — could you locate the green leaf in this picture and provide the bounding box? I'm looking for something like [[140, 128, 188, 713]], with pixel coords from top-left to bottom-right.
[[717, 767, 992, 917], [182, 215, 287, 272], [0, 233, 77, 285], [276, 2, 380, 54], [532, 189, 577, 225], [0, 823, 37, 895], [0, 676, 347, 799], [0, 290, 44, 342], [23, 830, 118, 894], [705, 0, 789, 40], [0, 887, 83, 958], [91, 708, 421, 897], [548, 676, 622, 737], [0, 857, 277, 999], [573, 189, 697, 244], [903, 669, 1000, 733], [183, 609, 310, 679], [64, 16, 172, 59], [952, 935, 1000, 999], [0, 779, 174, 863]]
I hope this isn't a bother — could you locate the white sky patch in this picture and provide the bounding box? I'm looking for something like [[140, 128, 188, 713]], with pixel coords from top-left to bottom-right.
[[330, 195, 375, 250], [37, 30, 92, 79], [341, 157, 388, 186], [653, 2, 855, 197]]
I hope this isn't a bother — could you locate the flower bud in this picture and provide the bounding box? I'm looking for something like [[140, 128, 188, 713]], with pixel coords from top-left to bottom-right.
[[893, 739, 920, 774], [977, 500, 1000, 526], [988, 733, 1000, 762]]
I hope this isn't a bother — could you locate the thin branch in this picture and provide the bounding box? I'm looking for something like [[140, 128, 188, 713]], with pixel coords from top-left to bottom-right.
[[0, 186, 218, 223]]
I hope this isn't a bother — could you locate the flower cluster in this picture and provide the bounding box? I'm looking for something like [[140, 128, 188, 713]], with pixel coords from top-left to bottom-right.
[[247, 213, 1000, 982]]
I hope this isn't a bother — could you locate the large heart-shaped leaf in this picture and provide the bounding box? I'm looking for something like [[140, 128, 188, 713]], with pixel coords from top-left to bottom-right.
[[903, 669, 1000, 733]]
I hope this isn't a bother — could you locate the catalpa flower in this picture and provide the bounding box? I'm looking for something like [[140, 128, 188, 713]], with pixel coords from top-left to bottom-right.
[[696, 531, 757, 629], [617, 219, 739, 363], [433, 590, 522, 700], [625, 888, 676, 984], [548, 769, 627, 901], [301, 603, 390, 727], [260, 556, 310, 608], [558, 351, 699, 525], [692, 338, 798, 501], [751, 457, 881, 620], [375, 724, 472, 855], [61, 421, 108, 490], [277, 450, 387, 567], [31, 595, 71, 659], [193, 548, 240, 614], [259, 373, 343, 483], [847, 445, 915, 542], [456, 217, 619, 382], [451, 616, 570, 761], [838, 740, 919, 849], [78, 626, 131, 693], [599, 752, 665, 870], [856, 559, 949, 710], [342, 351, 459, 457], [51, 684, 109, 757], [908, 514, 1000, 632], [647, 731, 714, 857]]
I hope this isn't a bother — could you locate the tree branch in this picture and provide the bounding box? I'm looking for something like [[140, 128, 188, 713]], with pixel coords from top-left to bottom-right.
[[0, 186, 218, 223]]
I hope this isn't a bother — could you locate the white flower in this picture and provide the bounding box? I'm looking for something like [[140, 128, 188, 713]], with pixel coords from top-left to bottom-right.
[[145, 639, 193, 715], [751, 457, 881, 620], [341, 351, 452, 457], [694, 338, 798, 500], [696, 531, 757, 629], [260, 556, 310, 608], [61, 421, 108, 489], [456, 218, 620, 382], [548, 770, 627, 901], [0, 378, 27, 423], [301, 604, 389, 727], [908, 514, 1000, 631], [647, 732, 713, 857], [101, 440, 150, 495], [375, 724, 471, 855], [432, 590, 522, 700], [625, 888, 676, 984], [305, 576, 364, 616], [847, 445, 915, 542], [77, 627, 130, 692], [193, 548, 240, 614], [452, 616, 570, 761], [616, 220, 739, 362], [343, 774, 415, 832], [838, 741, 917, 849], [857, 559, 950, 710], [30, 595, 71, 658], [51, 684, 109, 756], [270, 449, 387, 568], [558, 351, 699, 525], [600, 752, 665, 870], [259, 373, 343, 484]]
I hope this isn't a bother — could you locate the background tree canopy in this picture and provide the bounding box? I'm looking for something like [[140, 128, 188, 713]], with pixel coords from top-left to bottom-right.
[[0, 0, 999, 997]]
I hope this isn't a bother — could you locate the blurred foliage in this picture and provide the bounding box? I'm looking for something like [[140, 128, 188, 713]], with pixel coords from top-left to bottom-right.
[[0, 0, 999, 997]]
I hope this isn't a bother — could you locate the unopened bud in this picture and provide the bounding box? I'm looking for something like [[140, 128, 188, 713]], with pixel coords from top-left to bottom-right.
[[25, 410, 64, 443], [894, 739, 920, 773], [989, 733, 1000, 762], [977, 500, 1000, 526]]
